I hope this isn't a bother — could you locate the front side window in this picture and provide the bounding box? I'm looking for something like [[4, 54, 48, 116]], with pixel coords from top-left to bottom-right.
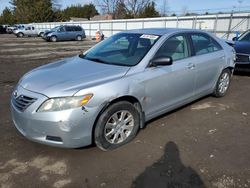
[[154, 35, 189, 61], [81, 33, 160, 66], [58, 27, 65, 32], [191, 34, 222, 55]]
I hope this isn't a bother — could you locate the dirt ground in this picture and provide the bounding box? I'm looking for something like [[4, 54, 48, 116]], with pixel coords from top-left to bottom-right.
[[0, 34, 249, 188]]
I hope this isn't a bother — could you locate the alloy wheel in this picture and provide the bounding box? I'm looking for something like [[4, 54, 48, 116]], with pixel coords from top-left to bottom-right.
[[104, 110, 135, 144]]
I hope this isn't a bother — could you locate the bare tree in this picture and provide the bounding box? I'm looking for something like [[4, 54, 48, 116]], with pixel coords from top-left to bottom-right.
[[161, 0, 169, 16], [95, 0, 123, 15], [181, 5, 188, 16], [124, 0, 151, 18], [95, 0, 155, 18]]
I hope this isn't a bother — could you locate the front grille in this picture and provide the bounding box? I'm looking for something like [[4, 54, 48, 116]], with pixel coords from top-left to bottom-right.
[[12, 95, 37, 112], [236, 54, 250, 62]]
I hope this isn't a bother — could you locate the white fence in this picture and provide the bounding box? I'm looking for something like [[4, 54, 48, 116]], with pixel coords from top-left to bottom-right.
[[31, 12, 250, 39]]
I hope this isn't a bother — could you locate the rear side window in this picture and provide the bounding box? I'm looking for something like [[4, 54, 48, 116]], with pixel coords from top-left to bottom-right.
[[75, 26, 82, 31], [155, 35, 189, 61], [66, 26, 74, 32], [191, 34, 222, 55]]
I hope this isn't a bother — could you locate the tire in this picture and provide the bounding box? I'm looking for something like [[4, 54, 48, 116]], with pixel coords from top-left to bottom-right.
[[50, 35, 57, 42], [76, 35, 82, 41], [213, 69, 231, 97], [95, 101, 140, 151], [39, 32, 44, 37], [17, 32, 24, 37]]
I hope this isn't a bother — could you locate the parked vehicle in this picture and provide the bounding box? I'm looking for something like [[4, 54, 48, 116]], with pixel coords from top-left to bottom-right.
[[6, 25, 15, 34], [42, 25, 86, 42], [0, 25, 7, 34], [11, 28, 235, 150], [12, 24, 25, 33], [232, 30, 250, 72], [13, 25, 45, 37]]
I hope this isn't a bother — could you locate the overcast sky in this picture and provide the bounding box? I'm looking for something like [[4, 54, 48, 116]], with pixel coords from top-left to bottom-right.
[[1, 0, 250, 14]]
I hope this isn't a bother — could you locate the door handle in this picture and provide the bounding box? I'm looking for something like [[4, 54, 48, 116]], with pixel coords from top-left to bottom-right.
[[187, 63, 195, 69]]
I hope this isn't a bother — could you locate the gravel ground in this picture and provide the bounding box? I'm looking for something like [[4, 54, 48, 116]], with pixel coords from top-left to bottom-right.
[[0, 34, 249, 188]]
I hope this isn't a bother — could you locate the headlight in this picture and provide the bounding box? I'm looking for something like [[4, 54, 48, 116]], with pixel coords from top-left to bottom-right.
[[37, 94, 93, 112]]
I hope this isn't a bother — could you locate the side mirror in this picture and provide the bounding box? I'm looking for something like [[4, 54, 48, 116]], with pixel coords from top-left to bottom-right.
[[150, 56, 173, 67], [232, 37, 238, 41]]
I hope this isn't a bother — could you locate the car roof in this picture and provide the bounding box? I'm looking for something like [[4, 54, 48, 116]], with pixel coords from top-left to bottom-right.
[[123, 28, 203, 36]]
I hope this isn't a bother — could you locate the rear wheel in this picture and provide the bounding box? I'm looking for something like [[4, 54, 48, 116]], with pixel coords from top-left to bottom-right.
[[213, 69, 231, 97], [95, 101, 140, 151], [76, 35, 82, 41], [50, 35, 57, 42]]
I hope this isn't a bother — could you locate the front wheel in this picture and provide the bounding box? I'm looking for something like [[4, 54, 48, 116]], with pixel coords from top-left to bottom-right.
[[17, 32, 24, 37], [94, 101, 140, 151], [50, 35, 57, 42], [213, 69, 231, 97], [39, 32, 44, 37]]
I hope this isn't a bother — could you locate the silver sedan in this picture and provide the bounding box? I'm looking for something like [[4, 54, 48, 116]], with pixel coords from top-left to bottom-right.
[[11, 28, 235, 150]]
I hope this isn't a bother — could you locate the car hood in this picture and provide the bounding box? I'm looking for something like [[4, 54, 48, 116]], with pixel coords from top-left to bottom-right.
[[19, 56, 130, 97], [44, 31, 53, 35], [234, 41, 250, 54]]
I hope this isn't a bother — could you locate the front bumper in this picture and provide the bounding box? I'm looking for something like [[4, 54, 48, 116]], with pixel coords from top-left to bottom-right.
[[235, 62, 250, 72], [235, 53, 250, 72], [10, 85, 99, 148], [42, 35, 50, 41]]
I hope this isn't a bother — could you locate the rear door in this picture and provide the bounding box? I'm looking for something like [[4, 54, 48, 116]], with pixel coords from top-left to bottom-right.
[[189, 33, 225, 95], [66, 26, 75, 40], [142, 34, 196, 117]]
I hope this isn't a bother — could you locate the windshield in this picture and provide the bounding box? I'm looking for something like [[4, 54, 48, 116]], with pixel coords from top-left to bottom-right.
[[81, 33, 160, 66], [238, 31, 250, 42], [51, 26, 60, 32]]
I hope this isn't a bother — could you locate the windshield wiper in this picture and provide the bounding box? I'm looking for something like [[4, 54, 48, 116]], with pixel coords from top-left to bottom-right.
[[85, 57, 108, 64]]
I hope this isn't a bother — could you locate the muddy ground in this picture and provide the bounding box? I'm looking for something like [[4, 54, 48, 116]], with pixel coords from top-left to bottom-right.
[[0, 34, 249, 188]]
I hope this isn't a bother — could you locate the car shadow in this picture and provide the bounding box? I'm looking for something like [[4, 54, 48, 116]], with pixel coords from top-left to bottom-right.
[[132, 141, 206, 188]]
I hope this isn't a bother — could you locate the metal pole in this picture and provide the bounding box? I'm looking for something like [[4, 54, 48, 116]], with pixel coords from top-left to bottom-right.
[[192, 16, 196, 29], [89, 23, 91, 37], [111, 21, 113, 35], [227, 11, 234, 39], [247, 14, 250, 30], [213, 14, 218, 34]]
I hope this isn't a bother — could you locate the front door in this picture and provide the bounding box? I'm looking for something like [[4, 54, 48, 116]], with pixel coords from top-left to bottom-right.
[[142, 34, 196, 118]]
